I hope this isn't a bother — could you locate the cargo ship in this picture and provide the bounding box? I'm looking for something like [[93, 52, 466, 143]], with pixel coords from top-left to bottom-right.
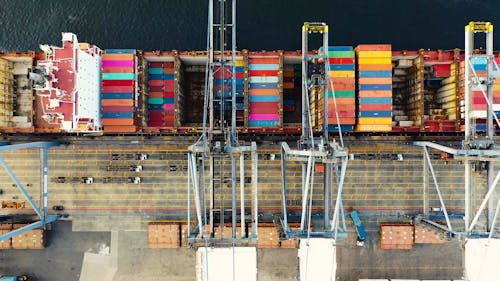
[[0, 32, 497, 135]]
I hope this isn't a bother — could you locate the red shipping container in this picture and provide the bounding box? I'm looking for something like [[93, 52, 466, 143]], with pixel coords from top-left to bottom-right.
[[249, 70, 279, 77], [149, 92, 163, 98], [163, 68, 175, 74], [102, 80, 134, 86], [359, 104, 393, 111], [164, 115, 175, 122], [249, 102, 279, 114], [102, 118, 134, 126], [149, 62, 164, 68], [149, 80, 163, 86], [162, 62, 175, 68], [249, 57, 279, 64], [149, 110, 163, 121], [101, 106, 134, 112], [148, 121, 163, 127], [149, 86, 164, 92], [163, 92, 174, 98], [102, 85, 134, 93], [329, 58, 355, 65], [473, 97, 487, 104]]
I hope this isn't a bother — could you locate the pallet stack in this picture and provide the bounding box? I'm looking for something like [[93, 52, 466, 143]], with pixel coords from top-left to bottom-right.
[[356, 44, 393, 132], [101, 49, 137, 132], [148, 223, 180, 249], [248, 54, 281, 129], [327, 46, 356, 131], [147, 61, 176, 127], [379, 224, 414, 250]]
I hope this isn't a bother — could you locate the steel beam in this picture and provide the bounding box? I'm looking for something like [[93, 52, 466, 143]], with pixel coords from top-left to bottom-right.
[[488, 199, 500, 239], [0, 142, 58, 152], [239, 152, 245, 238], [424, 147, 452, 231], [423, 147, 429, 216], [0, 155, 43, 218], [251, 142, 258, 239], [468, 170, 500, 232]]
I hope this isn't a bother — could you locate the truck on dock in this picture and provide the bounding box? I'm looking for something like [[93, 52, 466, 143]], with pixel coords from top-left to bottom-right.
[[53, 177, 94, 184], [350, 210, 367, 246], [109, 153, 148, 161], [103, 177, 141, 184], [105, 165, 143, 172], [0, 275, 29, 281]]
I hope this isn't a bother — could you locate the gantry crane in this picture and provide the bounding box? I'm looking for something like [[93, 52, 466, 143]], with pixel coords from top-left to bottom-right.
[[186, 0, 258, 280], [280, 22, 349, 281], [415, 22, 500, 281]]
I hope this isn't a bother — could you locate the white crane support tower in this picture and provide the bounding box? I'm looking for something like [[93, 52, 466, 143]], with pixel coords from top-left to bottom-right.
[[414, 21, 500, 281]]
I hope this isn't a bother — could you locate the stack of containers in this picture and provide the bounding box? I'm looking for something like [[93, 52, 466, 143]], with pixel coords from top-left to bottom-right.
[[355, 45, 393, 132], [101, 49, 137, 133], [214, 59, 245, 127], [248, 53, 281, 129], [283, 65, 295, 113], [326, 46, 356, 131], [469, 56, 490, 132], [147, 61, 176, 127]]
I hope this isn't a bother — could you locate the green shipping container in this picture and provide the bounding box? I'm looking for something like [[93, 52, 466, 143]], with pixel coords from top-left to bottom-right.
[[328, 90, 355, 98], [328, 51, 355, 58], [102, 73, 135, 80], [148, 98, 164, 105]]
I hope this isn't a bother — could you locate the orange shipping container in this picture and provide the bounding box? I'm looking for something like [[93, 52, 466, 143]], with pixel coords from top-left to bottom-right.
[[356, 44, 392, 51], [358, 90, 392, 98], [358, 64, 393, 71], [104, 125, 137, 133], [328, 117, 355, 124], [249, 88, 280, 96], [328, 103, 356, 112], [356, 124, 392, 132], [102, 118, 135, 126], [101, 99, 134, 106], [102, 54, 135, 60]]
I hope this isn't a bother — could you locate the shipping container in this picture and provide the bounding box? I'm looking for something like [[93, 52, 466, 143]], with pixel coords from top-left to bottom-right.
[[0, 52, 35, 133], [247, 51, 283, 132], [422, 50, 461, 132], [356, 45, 393, 132], [101, 49, 139, 133], [140, 51, 182, 132], [326, 46, 356, 132]]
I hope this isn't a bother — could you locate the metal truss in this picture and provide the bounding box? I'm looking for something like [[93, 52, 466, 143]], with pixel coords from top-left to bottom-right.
[[186, 0, 259, 247], [0, 142, 60, 242]]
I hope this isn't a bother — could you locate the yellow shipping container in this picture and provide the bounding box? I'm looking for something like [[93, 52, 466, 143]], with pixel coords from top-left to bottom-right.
[[235, 60, 245, 67], [358, 57, 392, 65], [356, 51, 392, 58], [328, 71, 355, 78], [357, 117, 392, 125], [356, 124, 392, 131]]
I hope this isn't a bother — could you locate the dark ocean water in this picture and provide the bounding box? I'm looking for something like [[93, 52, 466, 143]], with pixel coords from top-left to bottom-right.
[[0, 0, 498, 52]]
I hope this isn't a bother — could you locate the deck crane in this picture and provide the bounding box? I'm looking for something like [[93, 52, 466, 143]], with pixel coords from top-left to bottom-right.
[[280, 22, 349, 281], [415, 21, 500, 281], [186, 0, 258, 280]]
